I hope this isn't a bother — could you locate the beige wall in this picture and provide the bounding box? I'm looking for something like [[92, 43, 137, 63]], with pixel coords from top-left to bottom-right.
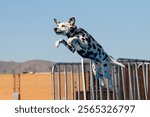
[[0, 74, 14, 100], [0, 72, 89, 100]]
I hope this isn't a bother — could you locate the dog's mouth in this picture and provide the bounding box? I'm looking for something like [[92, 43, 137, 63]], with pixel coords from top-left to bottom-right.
[[54, 28, 64, 35]]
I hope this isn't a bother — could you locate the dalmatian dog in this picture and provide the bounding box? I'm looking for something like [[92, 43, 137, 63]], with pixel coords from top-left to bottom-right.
[[54, 17, 125, 89]]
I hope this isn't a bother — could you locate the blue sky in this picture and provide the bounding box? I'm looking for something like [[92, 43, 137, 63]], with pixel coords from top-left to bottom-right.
[[0, 0, 150, 62]]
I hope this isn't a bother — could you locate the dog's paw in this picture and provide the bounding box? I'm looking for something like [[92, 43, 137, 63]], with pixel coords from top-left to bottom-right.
[[55, 39, 63, 48], [55, 40, 60, 48]]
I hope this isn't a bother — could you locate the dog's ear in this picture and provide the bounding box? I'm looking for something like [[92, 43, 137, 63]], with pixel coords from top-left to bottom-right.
[[68, 17, 75, 26], [54, 18, 60, 25]]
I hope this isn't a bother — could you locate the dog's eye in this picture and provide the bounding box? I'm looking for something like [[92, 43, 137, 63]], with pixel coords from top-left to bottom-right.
[[62, 25, 65, 27]]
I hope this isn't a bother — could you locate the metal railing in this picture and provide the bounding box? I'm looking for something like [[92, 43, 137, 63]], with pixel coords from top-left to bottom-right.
[[51, 60, 90, 100], [118, 58, 150, 100], [51, 58, 150, 100]]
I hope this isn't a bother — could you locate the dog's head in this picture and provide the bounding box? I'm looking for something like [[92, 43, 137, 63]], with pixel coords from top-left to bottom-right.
[[54, 17, 77, 37]]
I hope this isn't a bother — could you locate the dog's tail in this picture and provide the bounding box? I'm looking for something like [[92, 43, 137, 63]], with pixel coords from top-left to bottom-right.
[[109, 56, 125, 67]]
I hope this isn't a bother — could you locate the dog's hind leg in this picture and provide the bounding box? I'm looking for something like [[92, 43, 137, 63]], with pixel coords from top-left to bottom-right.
[[103, 62, 113, 90], [92, 61, 104, 87]]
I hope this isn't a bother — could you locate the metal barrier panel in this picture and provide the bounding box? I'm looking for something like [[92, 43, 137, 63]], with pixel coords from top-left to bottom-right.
[[118, 58, 150, 100], [51, 60, 90, 100], [51, 58, 150, 100]]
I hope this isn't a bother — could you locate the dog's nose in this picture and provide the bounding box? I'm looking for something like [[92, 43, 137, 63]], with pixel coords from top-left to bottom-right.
[[54, 28, 58, 32]]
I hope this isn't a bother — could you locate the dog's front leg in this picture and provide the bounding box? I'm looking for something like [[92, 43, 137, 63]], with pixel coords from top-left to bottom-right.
[[67, 37, 84, 51], [55, 39, 75, 53]]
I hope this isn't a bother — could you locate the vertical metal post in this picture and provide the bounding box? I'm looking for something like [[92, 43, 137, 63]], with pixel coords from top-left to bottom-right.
[[89, 60, 95, 100], [132, 65, 136, 99], [112, 66, 115, 100], [128, 62, 133, 100], [147, 62, 150, 94], [142, 63, 148, 100], [51, 66, 55, 100], [99, 79, 103, 100], [117, 66, 121, 99], [77, 64, 80, 100], [95, 77, 98, 100], [81, 58, 87, 100], [135, 63, 141, 100], [121, 66, 126, 100], [64, 65, 68, 100], [57, 65, 61, 100], [148, 63, 150, 94], [114, 65, 120, 100], [71, 65, 74, 100], [106, 79, 110, 100], [146, 64, 149, 94]]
